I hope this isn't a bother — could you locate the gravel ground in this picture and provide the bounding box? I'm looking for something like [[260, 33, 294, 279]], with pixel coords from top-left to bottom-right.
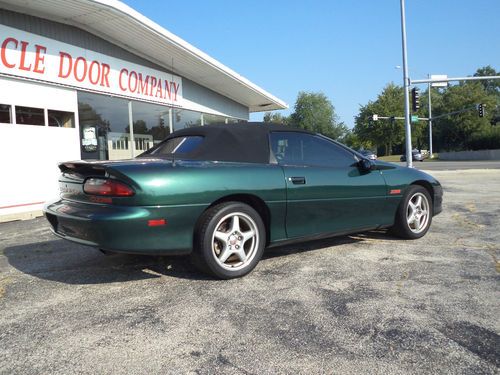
[[0, 169, 499, 374]]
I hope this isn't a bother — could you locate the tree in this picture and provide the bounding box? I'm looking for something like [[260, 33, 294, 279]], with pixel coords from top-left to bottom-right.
[[263, 112, 288, 125], [433, 81, 496, 150], [77, 102, 110, 136], [474, 66, 500, 126], [342, 130, 374, 150], [353, 83, 407, 155], [474, 65, 500, 95], [354, 66, 500, 153], [289, 92, 348, 141], [130, 119, 148, 135]]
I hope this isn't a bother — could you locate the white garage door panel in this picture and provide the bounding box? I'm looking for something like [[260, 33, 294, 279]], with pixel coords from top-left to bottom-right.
[[0, 77, 80, 217]]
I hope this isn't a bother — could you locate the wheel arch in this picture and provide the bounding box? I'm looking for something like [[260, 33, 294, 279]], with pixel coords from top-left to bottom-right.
[[410, 180, 434, 204], [199, 194, 272, 246]]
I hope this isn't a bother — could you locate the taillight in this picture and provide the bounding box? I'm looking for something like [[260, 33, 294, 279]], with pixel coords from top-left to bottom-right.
[[83, 178, 135, 197]]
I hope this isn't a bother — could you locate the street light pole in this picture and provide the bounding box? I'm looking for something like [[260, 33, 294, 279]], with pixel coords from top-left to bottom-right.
[[427, 74, 433, 158], [400, 0, 413, 168]]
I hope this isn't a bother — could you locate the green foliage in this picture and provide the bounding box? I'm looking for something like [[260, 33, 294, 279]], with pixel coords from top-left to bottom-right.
[[467, 126, 500, 150], [263, 112, 288, 125], [354, 66, 500, 153], [289, 92, 349, 141], [342, 131, 373, 150], [474, 65, 500, 95], [433, 80, 497, 151], [353, 83, 407, 155]]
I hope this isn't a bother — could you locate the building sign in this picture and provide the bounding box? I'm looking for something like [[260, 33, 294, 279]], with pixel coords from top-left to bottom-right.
[[0, 25, 182, 106]]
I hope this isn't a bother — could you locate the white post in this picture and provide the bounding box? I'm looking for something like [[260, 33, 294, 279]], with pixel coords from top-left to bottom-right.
[[168, 108, 173, 134], [128, 101, 135, 158]]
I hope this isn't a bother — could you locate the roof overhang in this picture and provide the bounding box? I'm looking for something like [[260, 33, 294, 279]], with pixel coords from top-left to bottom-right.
[[0, 0, 288, 112]]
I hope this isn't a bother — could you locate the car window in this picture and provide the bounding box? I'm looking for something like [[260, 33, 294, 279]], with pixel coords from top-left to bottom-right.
[[270, 132, 356, 167], [150, 136, 204, 155]]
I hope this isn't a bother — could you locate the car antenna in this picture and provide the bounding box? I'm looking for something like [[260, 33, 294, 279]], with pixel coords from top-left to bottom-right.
[[170, 56, 176, 167]]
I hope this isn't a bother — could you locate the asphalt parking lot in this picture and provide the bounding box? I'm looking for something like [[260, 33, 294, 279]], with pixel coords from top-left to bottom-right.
[[1, 169, 499, 374]]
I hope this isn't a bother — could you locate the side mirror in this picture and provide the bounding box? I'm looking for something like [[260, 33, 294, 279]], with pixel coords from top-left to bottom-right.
[[358, 158, 375, 172]]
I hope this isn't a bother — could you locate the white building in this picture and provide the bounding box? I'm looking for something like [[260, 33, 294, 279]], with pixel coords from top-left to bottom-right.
[[0, 0, 287, 222]]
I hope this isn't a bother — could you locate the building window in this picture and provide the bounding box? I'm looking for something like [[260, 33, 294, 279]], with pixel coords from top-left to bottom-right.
[[77, 91, 239, 161], [203, 113, 227, 125], [173, 109, 202, 131], [78, 92, 129, 160], [48, 110, 75, 128], [227, 118, 244, 124], [15, 106, 45, 126], [131, 101, 171, 151], [0, 104, 12, 123]]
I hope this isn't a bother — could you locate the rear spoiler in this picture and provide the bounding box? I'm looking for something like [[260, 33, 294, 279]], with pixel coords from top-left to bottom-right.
[[58, 161, 107, 177]]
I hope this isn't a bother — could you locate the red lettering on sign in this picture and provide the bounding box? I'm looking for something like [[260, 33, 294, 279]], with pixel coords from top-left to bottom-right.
[[33, 44, 46, 74], [128, 70, 138, 92], [119, 68, 128, 91], [0, 33, 180, 103], [58, 52, 73, 78], [155, 79, 163, 98], [138, 73, 149, 95], [88, 60, 100, 85], [100, 63, 110, 87], [18, 41, 32, 71], [149, 76, 157, 97], [73, 56, 87, 82], [163, 80, 171, 100], [1, 37, 18, 68], [171, 81, 179, 101]]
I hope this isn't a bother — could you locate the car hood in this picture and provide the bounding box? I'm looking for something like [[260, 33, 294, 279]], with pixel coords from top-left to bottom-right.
[[374, 160, 399, 170]]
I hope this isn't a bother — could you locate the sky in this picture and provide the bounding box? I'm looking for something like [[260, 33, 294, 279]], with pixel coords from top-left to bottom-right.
[[122, 0, 499, 128]]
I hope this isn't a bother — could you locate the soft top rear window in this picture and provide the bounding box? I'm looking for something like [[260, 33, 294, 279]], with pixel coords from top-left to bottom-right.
[[150, 136, 204, 155]]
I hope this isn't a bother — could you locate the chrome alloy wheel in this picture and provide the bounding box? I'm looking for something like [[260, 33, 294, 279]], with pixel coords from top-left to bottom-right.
[[406, 192, 430, 234], [211, 212, 259, 271]]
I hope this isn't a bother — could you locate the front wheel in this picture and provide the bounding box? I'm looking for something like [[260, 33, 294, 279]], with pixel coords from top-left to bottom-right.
[[391, 185, 433, 239], [192, 202, 266, 279]]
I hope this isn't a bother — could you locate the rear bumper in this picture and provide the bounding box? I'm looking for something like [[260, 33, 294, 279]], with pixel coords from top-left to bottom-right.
[[44, 200, 206, 255]]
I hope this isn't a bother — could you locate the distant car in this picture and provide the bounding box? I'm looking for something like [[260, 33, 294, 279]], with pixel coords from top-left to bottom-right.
[[44, 124, 442, 279], [358, 150, 377, 160], [401, 149, 425, 162]]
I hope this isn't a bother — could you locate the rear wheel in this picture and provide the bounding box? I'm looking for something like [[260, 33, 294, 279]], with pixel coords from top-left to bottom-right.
[[192, 202, 265, 279], [392, 185, 432, 239]]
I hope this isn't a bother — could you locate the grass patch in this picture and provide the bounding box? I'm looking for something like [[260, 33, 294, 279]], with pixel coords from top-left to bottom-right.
[[378, 155, 402, 162], [378, 153, 440, 162]]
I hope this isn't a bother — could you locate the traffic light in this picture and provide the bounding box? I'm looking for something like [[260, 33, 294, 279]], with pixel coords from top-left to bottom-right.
[[478, 103, 485, 118], [411, 87, 420, 112]]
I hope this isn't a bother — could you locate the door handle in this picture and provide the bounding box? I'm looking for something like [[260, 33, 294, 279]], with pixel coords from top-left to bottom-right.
[[289, 176, 306, 185]]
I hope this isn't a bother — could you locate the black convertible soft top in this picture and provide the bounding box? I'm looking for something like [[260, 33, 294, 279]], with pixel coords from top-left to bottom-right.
[[141, 122, 313, 164]]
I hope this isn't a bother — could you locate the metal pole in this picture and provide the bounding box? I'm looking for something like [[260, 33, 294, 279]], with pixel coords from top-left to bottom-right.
[[428, 74, 433, 158], [411, 75, 500, 84], [168, 108, 173, 134], [128, 101, 135, 158], [400, 0, 413, 168]]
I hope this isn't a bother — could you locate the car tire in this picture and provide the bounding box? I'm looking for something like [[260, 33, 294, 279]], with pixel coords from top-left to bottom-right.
[[191, 202, 266, 279], [391, 185, 433, 239]]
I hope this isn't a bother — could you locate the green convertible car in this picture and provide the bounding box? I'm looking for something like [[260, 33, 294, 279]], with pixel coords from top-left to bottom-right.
[[45, 123, 442, 279]]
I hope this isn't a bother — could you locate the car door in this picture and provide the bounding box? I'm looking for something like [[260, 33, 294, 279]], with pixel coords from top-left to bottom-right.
[[270, 131, 389, 239]]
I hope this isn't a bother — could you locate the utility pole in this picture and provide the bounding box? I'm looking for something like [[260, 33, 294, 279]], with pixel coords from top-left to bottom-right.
[[400, 0, 413, 168], [428, 74, 433, 158]]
